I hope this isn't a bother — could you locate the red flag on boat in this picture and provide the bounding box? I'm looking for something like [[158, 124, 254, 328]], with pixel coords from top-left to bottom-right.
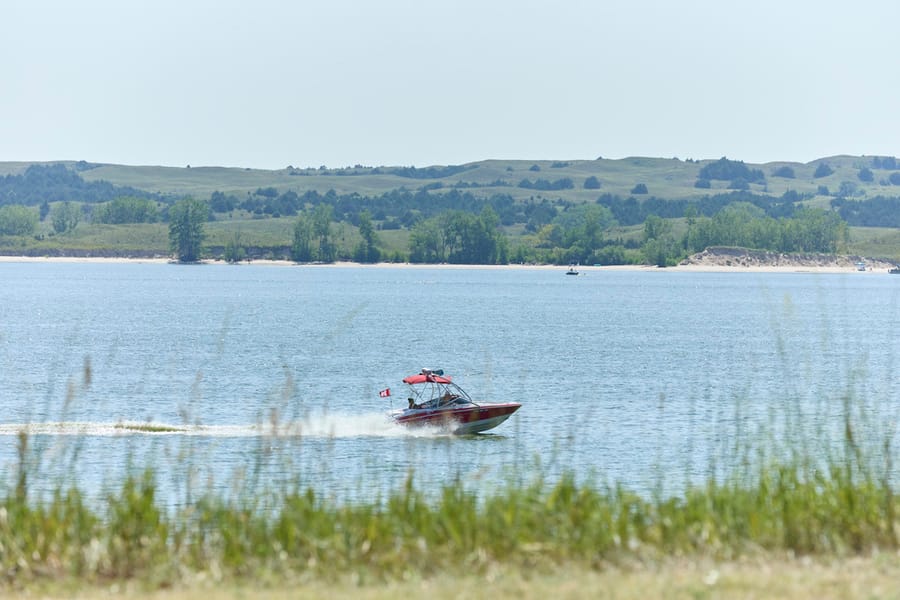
[[379, 388, 391, 398]]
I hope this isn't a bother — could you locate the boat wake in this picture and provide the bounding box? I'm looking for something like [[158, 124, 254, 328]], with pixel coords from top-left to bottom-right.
[[0, 413, 449, 439]]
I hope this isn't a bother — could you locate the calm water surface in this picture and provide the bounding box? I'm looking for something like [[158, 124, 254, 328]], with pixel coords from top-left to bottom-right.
[[1, 262, 899, 502]]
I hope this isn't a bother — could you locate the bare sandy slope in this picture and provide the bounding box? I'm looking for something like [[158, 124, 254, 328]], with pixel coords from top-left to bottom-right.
[[676, 246, 897, 273]]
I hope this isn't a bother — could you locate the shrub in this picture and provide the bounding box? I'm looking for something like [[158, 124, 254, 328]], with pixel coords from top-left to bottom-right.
[[814, 163, 834, 178], [700, 157, 765, 183], [772, 166, 796, 178]]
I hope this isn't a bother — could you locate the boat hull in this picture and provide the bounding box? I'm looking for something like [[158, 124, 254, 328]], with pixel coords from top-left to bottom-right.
[[392, 402, 521, 434]]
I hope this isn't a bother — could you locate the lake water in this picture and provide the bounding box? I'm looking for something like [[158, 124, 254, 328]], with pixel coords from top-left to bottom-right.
[[1, 262, 899, 504]]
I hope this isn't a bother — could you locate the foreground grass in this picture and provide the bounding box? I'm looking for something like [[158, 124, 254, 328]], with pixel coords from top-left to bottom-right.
[[2, 433, 900, 593], [7, 557, 900, 599]]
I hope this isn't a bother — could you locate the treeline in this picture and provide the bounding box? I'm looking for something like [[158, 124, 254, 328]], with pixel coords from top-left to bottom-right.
[[517, 178, 574, 191], [216, 186, 817, 239], [516, 199, 847, 267], [407, 207, 507, 264], [693, 157, 768, 190], [523, 203, 625, 266], [0, 196, 162, 236], [598, 190, 807, 225], [698, 157, 766, 184], [682, 204, 847, 256], [287, 164, 479, 179], [832, 196, 900, 227], [635, 204, 848, 268], [93, 197, 160, 224], [212, 187, 564, 232], [0, 164, 163, 206], [284, 204, 507, 265], [259, 172, 900, 234], [380, 164, 476, 179]]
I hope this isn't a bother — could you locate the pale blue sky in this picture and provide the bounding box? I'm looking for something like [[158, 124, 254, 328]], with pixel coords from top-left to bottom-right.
[[3, 0, 899, 169]]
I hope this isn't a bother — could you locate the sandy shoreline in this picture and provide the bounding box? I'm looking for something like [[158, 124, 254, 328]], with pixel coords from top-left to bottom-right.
[[0, 254, 895, 274]]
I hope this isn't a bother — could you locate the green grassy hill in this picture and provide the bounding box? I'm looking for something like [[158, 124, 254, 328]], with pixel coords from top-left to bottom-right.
[[0, 155, 881, 203], [2, 155, 892, 203], [3, 155, 900, 262]]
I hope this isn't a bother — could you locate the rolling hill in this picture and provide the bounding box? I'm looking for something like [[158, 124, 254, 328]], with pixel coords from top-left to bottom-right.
[[2, 155, 900, 263], [1, 155, 892, 206]]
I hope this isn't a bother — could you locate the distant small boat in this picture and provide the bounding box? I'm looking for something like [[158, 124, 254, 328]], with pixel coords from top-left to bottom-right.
[[566, 265, 579, 275], [890, 266, 900, 275]]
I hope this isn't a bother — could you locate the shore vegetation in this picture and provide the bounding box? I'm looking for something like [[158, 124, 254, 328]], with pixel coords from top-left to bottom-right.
[[2, 157, 900, 266]]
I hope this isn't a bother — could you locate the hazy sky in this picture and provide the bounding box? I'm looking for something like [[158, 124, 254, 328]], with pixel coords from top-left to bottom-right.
[[3, 0, 899, 169]]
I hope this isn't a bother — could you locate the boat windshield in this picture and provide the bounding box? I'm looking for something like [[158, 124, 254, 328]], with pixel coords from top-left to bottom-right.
[[404, 379, 473, 409]]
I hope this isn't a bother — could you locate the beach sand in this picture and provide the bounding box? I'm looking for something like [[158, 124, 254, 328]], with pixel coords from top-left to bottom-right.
[[0, 250, 894, 274]]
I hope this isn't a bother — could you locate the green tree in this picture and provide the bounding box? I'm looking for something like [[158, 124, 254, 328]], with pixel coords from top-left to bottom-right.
[[291, 214, 314, 262], [533, 223, 560, 250], [814, 162, 834, 178], [641, 215, 677, 267], [312, 204, 335, 262], [551, 204, 615, 263], [595, 244, 627, 265], [0, 204, 38, 235], [642, 214, 671, 242], [408, 218, 445, 263], [700, 157, 766, 183], [772, 165, 795, 178], [682, 201, 847, 255], [353, 210, 381, 263], [682, 205, 712, 254], [873, 156, 897, 169], [168, 197, 207, 262], [51, 201, 80, 234], [837, 181, 857, 197], [210, 191, 238, 213], [94, 197, 159, 224], [441, 207, 503, 264], [710, 203, 766, 248], [223, 230, 246, 263], [791, 208, 847, 253], [641, 237, 670, 267]]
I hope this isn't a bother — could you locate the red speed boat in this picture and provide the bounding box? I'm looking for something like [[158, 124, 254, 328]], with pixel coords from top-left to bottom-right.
[[385, 369, 520, 434]]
